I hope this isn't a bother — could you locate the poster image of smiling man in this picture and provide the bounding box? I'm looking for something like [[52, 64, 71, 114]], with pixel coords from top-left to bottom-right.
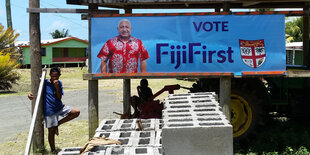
[[97, 19, 150, 73]]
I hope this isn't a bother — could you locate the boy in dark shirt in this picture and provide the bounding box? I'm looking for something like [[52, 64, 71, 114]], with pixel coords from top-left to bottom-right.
[[137, 79, 153, 102], [131, 79, 153, 118], [28, 67, 80, 154]]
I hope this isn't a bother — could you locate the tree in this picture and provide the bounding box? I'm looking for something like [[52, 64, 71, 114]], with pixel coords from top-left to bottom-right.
[[0, 24, 20, 59], [0, 24, 20, 90], [49, 28, 70, 39], [285, 17, 303, 43]]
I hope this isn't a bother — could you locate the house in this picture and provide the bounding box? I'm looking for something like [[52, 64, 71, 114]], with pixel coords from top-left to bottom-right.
[[18, 37, 88, 68], [286, 42, 303, 65]]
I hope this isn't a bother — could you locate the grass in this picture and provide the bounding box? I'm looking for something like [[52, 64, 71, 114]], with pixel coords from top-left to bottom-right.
[[234, 117, 310, 155], [1, 68, 310, 154], [0, 120, 89, 155], [0, 68, 88, 97], [1, 68, 194, 100]]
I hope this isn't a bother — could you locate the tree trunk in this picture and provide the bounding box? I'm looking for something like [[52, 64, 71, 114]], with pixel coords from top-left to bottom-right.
[[29, 0, 44, 152]]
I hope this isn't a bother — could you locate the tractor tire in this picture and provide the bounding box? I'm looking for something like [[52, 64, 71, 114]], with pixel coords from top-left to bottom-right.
[[199, 78, 268, 141]]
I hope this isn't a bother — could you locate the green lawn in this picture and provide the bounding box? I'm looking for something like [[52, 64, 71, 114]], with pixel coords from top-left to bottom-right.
[[1, 68, 194, 99], [0, 120, 89, 155]]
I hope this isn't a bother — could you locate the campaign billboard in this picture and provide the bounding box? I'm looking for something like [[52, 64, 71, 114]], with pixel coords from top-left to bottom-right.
[[91, 14, 285, 76]]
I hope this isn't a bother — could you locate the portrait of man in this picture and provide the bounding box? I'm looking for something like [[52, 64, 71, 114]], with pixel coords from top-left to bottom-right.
[[97, 19, 150, 73]]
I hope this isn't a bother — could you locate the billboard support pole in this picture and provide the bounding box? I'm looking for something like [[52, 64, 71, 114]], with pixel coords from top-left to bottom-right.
[[220, 3, 231, 122], [123, 79, 131, 115], [220, 77, 231, 121], [123, 8, 132, 116], [303, 3, 310, 106], [223, 2, 230, 12], [303, 3, 310, 69], [88, 4, 99, 139]]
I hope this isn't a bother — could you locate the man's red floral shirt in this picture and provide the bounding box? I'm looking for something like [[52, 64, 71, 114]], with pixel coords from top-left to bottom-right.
[[97, 36, 149, 73]]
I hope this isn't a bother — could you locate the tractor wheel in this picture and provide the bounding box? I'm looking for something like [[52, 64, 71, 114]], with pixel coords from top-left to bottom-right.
[[231, 93, 253, 138], [199, 78, 267, 141], [231, 79, 266, 141]]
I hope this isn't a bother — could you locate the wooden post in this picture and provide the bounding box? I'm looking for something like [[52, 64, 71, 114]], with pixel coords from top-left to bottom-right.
[[220, 77, 231, 121], [88, 80, 98, 138], [223, 2, 230, 12], [220, 2, 232, 122], [29, 0, 44, 152], [123, 8, 132, 116], [123, 79, 131, 115], [124, 8, 132, 14], [87, 4, 99, 139], [303, 3, 310, 69]]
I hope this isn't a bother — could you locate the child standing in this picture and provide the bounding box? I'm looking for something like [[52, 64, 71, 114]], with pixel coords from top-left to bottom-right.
[[28, 67, 80, 154]]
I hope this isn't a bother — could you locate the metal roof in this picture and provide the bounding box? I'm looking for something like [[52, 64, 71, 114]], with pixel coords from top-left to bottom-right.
[[286, 42, 303, 50], [17, 37, 88, 47], [66, 0, 310, 9]]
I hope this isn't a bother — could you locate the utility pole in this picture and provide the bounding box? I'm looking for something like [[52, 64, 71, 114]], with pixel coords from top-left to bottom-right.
[[29, 0, 44, 153], [5, 0, 13, 29]]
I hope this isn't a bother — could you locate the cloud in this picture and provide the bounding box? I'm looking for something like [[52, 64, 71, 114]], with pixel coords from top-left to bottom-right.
[[0, 8, 4, 16], [0, 9, 5, 23], [49, 20, 70, 31], [14, 29, 28, 41], [15, 29, 22, 35], [41, 20, 70, 39]]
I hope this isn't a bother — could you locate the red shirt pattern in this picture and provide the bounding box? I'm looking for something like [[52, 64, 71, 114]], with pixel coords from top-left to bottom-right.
[[97, 36, 150, 73]]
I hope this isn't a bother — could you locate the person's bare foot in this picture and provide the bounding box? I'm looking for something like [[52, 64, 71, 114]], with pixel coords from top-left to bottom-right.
[[51, 149, 58, 155]]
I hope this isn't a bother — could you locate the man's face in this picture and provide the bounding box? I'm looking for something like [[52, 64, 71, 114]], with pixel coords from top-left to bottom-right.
[[117, 21, 131, 38], [50, 72, 60, 81]]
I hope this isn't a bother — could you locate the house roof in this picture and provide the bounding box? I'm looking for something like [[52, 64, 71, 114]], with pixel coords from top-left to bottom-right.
[[286, 42, 303, 51], [17, 37, 88, 47]]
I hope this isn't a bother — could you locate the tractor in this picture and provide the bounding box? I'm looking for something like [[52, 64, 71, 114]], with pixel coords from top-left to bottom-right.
[[196, 42, 309, 141]]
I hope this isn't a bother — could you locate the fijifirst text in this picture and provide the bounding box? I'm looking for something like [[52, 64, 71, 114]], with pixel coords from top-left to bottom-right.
[[156, 43, 234, 69]]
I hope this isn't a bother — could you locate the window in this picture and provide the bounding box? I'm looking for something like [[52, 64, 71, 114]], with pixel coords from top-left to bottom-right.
[[63, 48, 68, 57], [41, 48, 46, 56], [286, 50, 294, 65]]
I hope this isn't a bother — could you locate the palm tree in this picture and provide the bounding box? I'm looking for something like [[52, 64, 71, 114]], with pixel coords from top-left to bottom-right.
[[0, 24, 20, 59], [50, 28, 70, 39], [285, 17, 303, 43], [0, 24, 20, 90]]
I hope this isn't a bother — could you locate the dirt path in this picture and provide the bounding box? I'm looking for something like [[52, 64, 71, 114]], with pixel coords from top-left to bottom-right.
[[0, 88, 123, 144]]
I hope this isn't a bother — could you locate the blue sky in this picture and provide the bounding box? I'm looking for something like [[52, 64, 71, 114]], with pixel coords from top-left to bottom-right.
[[0, 0, 89, 41], [0, 1, 301, 42], [0, 0, 223, 41]]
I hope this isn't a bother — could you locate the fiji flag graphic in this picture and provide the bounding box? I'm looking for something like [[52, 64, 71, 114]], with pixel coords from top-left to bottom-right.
[[239, 39, 266, 68]]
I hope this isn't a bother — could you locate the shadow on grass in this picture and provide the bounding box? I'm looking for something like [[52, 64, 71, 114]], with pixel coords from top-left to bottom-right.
[[0, 90, 17, 94], [234, 116, 310, 154]]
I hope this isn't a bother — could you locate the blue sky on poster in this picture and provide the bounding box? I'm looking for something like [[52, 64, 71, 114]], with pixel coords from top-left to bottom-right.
[[0, 0, 302, 42]]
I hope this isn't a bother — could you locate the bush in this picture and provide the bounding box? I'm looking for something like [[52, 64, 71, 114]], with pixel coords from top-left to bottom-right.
[[0, 52, 20, 90], [0, 24, 21, 90]]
